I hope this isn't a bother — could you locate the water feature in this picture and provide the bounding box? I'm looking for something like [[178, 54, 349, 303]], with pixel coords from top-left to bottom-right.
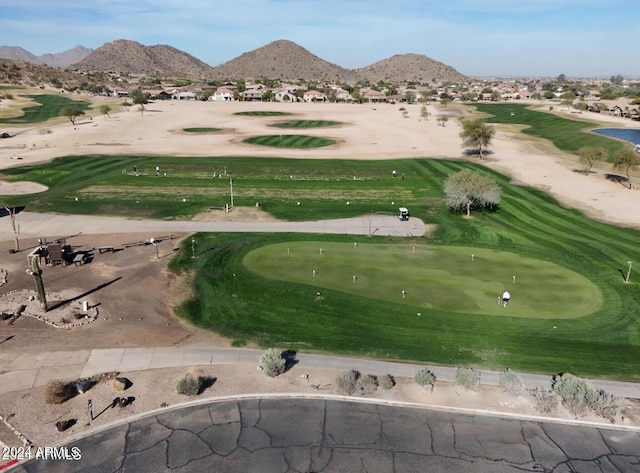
[[591, 127, 640, 146]]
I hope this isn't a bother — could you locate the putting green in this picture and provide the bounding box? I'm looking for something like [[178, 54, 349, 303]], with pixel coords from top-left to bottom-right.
[[243, 242, 602, 319]]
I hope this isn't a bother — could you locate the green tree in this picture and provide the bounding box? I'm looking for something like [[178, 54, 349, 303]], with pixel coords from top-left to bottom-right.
[[578, 146, 606, 174], [420, 104, 429, 121], [436, 116, 448, 127], [460, 119, 496, 159], [99, 104, 111, 118], [131, 89, 149, 116], [610, 74, 624, 85], [60, 107, 85, 125], [444, 169, 501, 217], [613, 146, 640, 188], [404, 90, 416, 103]]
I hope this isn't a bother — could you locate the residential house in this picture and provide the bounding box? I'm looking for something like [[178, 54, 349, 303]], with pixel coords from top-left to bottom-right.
[[273, 89, 297, 102], [302, 90, 327, 102], [212, 88, 235, 101], [243, 88, 265, 101]]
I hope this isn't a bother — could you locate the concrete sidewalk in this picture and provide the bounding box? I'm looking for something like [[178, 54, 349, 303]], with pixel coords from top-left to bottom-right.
[[1, 346, 638, 399], [0, 212, 426, 243]]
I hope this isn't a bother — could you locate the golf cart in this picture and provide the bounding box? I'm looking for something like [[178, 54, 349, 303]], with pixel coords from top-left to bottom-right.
[[398, 207, 410, 221]]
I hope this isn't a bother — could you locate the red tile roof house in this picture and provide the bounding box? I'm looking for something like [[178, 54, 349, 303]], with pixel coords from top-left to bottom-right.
[[360, 88, 387, 102], [302, 90, 327, 102]]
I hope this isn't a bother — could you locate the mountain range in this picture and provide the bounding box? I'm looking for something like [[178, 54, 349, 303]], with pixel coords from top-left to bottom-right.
[[0, 39, 468, 83], [0, 45, 92, 68]]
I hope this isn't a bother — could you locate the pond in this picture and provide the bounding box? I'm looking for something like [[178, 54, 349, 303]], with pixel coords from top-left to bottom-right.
[[591, 127, 640, 146]]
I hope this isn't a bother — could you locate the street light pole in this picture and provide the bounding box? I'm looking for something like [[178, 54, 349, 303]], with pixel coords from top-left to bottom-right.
[[230, 178, 234, 209], [626, 260, 633, 283]]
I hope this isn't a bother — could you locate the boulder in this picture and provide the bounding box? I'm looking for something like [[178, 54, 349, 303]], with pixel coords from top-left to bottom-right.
[[112, 377, 131, 391]]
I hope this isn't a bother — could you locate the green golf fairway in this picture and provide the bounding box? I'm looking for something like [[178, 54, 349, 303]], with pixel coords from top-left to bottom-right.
[[269, 120, 342, 128], [243, 242, 602, 319], [0, 94, 91, 124], [243, 135, 336, 148]]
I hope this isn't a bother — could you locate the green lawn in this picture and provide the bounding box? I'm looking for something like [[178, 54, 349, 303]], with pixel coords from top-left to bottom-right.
[[244, 242, 601, 318], [0, 94, 91, 124], [3, 155, 640, 378], [474, 103, 626, 161], [243, 135, 336, 148], [269, 120, 342, 128], [233, 111, 293, 116]]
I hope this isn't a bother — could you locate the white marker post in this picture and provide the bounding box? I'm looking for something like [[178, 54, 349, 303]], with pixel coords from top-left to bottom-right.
[[402, 290, 406, 299], [353, 275, 357, 284], [312, 270, 316, 277], [513, 275, 516, 284], [471, 254, 474, 261]]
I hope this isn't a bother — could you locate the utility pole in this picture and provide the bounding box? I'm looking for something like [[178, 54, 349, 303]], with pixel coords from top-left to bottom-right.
[[230, 178, 234, 209]]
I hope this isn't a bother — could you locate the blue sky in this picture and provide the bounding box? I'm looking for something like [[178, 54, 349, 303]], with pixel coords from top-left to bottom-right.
[[1, 0, 638, 78]]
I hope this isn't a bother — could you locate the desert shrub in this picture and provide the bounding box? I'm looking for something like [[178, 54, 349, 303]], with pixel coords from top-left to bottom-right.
[[529, 388, 558, 414], [336, 369, 360, 395], [414, 368, 437, 392], [45, 380, 77, 404], [378, 374, 395, 390], [258, 348, 286, 377], [176, 375, 204, 396], [454, 367, 480, 391], [499, 370, 524, 396], [552, 373, 591, 417], [587, 389, 623, 421], [356, 374, 378, 395]]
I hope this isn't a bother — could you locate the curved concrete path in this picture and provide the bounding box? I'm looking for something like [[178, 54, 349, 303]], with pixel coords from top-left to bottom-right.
[[0, 212, 426, 242], [10, 398, 640, 472], [1, 346, 638, 402]]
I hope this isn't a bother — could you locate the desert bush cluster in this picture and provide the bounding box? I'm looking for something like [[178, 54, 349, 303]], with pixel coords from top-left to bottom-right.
[[499, 370, 524, 396], [551, 373, 623, 420], [454, 366, 481, 391], [176, 375, 204, 396], [335, 370, 394, 396], [258, 348, 287, 377], [414, 368, 436, 392]]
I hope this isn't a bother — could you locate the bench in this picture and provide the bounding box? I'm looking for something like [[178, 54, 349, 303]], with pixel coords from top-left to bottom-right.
[[97, 246, 115, 254], [73, 254, 86, 266]]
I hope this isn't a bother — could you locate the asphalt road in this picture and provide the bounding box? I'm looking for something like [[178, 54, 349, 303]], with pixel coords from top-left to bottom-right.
[[13, 398, 640, 473]]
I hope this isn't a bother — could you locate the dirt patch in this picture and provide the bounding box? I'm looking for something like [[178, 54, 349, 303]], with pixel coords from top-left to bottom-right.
[[191, 205, 282, 222]]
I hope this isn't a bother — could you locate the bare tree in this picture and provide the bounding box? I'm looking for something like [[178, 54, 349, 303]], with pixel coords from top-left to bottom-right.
[[578, 146, 607, 174], [444, 169, 501, 217], [613, 146, 640, 188], [5, 206, 20, 252]]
